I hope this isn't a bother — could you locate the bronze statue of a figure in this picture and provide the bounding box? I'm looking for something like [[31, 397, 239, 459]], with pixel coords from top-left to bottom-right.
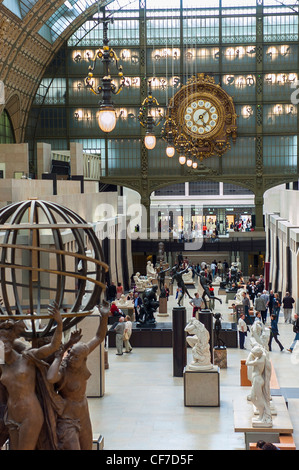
[[157, 265, 170, 291], [0, 300, 109, 450], [137, 285, 159, 325], [171, 265, 193, 306], [0, 303, 63, 450], [213, 313, 226, 348], [46, 300, 109, 450], [199, 271, 222, 310]]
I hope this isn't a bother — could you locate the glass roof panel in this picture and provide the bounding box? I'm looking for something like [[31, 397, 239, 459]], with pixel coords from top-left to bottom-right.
[[38, 0, 138, 43], [2, 0, 22, 18], [2, 0, 41, 19]]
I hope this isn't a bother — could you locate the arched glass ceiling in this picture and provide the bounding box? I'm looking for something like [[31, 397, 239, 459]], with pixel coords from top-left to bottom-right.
[[2, 0, 40, 19], [38, 0, 139, 44], [2, 0, 298, 44]]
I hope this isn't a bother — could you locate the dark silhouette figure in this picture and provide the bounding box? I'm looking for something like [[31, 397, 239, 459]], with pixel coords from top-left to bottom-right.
[[198, 271, 222, 310], [170, 265, 193, 306]]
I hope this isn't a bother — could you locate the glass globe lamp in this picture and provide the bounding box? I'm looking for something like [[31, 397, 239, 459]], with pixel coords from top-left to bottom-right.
[[166, 145, 175, 157], [98, 107, 117, 133], [144, 133, 156, 150], [179, 154, 186, 165]]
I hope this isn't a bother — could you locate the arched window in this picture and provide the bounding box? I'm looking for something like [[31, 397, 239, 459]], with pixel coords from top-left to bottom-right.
[[0, 110, 15, 144]]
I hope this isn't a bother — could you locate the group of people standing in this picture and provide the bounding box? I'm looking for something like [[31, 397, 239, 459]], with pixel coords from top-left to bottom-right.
[[114, 316, 133, 356], [238, 287, 298, 353], [106, 281, 124, 302]]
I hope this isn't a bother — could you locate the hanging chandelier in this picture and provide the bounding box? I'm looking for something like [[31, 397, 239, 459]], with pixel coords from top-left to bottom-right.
[[85, 9, 125, 133], [138, 80, 163, 150]]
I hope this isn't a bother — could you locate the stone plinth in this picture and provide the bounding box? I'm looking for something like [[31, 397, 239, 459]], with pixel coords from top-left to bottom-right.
[[213, 347, 227, 368], [234, 396, 293, 435], [240, 359, 252, 386], [158, 297, 168, 316], [226, 290, 237, 303], [184, 365, 220, 406]]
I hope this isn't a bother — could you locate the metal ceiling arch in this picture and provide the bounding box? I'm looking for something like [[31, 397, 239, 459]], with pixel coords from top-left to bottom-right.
[[0, 0, 138, 142]]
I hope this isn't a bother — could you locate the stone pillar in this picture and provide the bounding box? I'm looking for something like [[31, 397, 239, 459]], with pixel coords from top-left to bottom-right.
[[36, 142, 52, 179], [70, 142, 83, 175], [79, 314, 105, 397], [254, 193, 264, 232], [158, 296, 168, 316], [198, 309, 214, 363], [172, 306, 187, 377]]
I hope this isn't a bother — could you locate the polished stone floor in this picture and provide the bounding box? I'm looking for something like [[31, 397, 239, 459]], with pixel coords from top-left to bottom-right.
[[88, 284, 299, 451]]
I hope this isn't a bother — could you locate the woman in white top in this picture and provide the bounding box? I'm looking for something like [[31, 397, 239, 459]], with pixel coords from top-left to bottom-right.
[[124, 316, 133, 353]]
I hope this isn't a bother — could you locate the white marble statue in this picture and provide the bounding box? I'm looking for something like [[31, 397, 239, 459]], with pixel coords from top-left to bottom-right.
[[247, 319, 275, 417], [245, 345, 273, 428], [117, 294, 130, 306], [146, 261, 157, 280], [133, 272, 152, 291], [235, 288, 247, 304], [184, 318, 213, 370], [250, 319, 270, 352], [182, 268, 195, 285]]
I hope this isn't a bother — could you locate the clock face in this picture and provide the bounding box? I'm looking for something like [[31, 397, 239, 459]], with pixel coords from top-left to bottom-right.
[[183, 99, 220, 136]]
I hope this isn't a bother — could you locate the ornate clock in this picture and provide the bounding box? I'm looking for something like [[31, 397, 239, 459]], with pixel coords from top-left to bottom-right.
[[162, 73, 237, 161]]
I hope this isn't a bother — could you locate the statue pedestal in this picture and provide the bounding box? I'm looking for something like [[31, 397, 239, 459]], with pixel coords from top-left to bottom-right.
[[183, 365, 220, 406], [158, 297, 168, 316], [172, 307, 187, 377], [240, 359, 252, 386], [226, 290, 237, 303], [234, 396, 293, 450], [213, 347, 227, 369]]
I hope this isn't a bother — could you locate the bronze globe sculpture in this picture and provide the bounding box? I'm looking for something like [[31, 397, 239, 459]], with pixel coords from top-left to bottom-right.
[[0, 199, 108, 340]]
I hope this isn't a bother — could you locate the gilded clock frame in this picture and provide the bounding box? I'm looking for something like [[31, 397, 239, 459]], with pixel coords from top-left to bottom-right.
[[166, 73, 238, 160]]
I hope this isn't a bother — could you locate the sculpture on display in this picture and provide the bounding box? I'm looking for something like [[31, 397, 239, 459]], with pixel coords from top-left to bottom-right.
[[234, 288, 247, 305], [170, 265, 194, 306], [0, 303, 63, 450], [146, 261, 157, 280], [185, 318, 213, 370], [213, 313, 226, 349], [157, 264, 170, 291], [137, 285, 159, 326], [117, 294, 131, 307], [182, 267, 195, 285], [133, 272, 152, 291], [46, 301, 109, 450], [199, 271, 222, 310], [223, 262, 242, 291], [157, 241, 165, 264], [0, 301, 109, 450], [250, 319, 270, 352], [0, 200, 108, 337], [245, 345, 273, 428], [0, 200, 109, 450], [245, 318, 273, 427]]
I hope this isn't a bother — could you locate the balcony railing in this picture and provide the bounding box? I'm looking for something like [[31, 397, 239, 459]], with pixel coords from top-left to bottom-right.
[[51, 150, 101, 180]]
